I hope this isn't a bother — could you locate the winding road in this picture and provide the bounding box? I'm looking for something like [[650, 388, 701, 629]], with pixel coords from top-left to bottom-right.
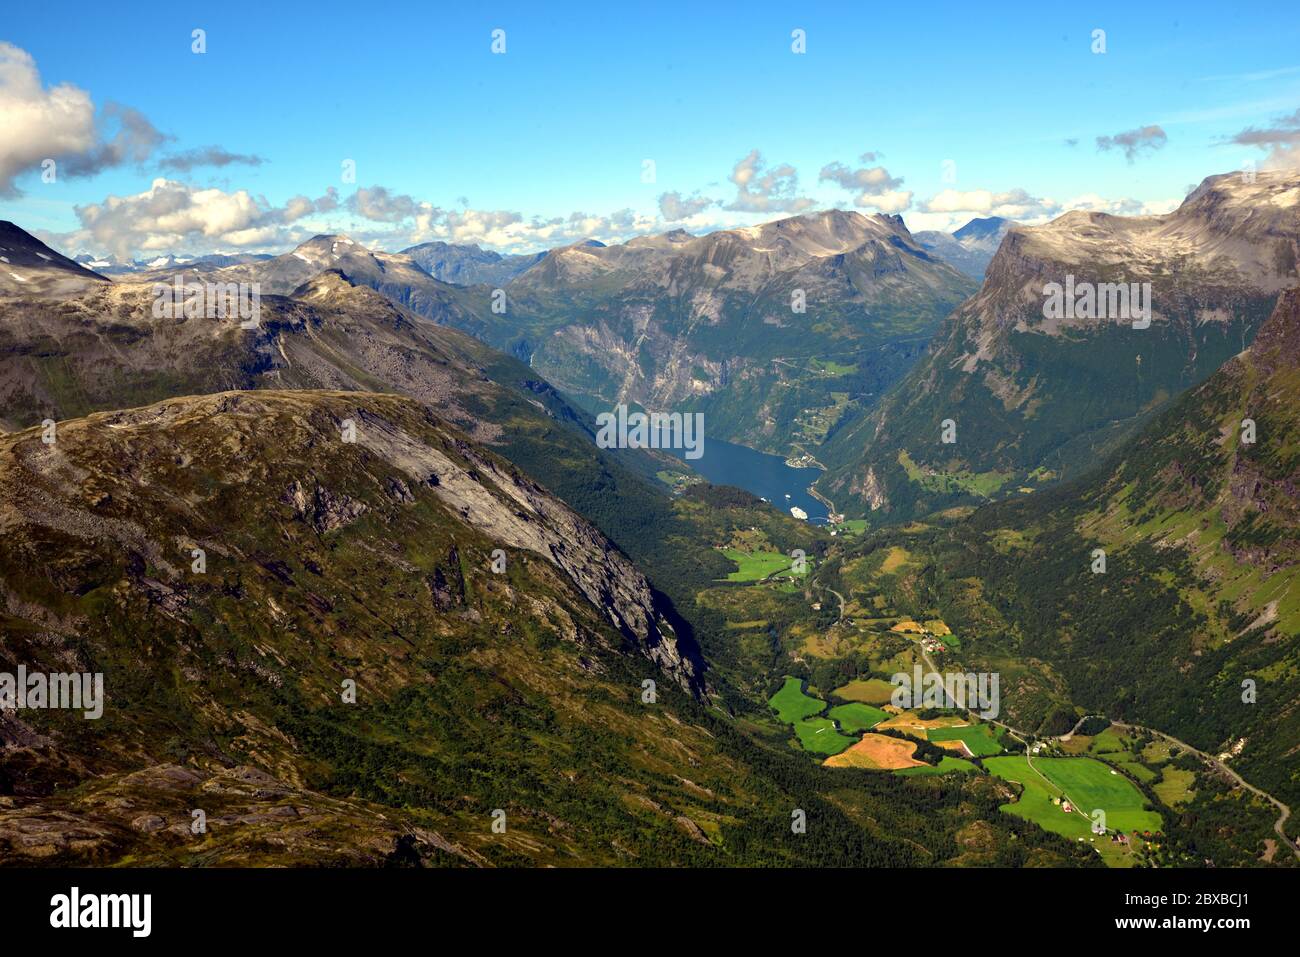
[[815, 581, 846, 624], [1110, 720, 1298, 862]]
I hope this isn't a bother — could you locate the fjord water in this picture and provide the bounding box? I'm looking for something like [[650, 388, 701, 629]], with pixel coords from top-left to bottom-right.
[[662, 435, 829, 524]]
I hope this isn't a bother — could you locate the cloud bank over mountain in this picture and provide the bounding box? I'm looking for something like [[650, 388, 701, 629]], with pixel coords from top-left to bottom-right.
[[3, 36, 1257, 258]]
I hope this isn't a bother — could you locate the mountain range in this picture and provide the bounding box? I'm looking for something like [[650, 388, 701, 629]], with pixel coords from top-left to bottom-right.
[[476, 209, 978, 455], [0, 225, 728, 657], [400, 241, 546, 286], [54, 211, 978, 458], [3, 167, 1299, 867], [816, 170, 1299, 522], [0, 219, 1088, 867], [70, 252, 274, 275]]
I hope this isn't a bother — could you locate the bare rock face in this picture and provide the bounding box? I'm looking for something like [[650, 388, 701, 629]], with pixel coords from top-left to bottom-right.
[[850, 466, 887, 512], [351, 404, 702, 693], [130, 813, 166, 833], [1183, 286, 1300, 558], [1249, 285, 1300, 377]]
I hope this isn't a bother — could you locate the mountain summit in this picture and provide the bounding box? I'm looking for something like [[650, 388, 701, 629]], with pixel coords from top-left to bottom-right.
[[818, 169, 1300, 521], [0, 221, 110, 295], [915, 216, 1018, 278]]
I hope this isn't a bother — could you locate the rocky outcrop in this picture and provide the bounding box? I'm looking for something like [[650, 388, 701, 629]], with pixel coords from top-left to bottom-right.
[[282, 478, 368, 533]]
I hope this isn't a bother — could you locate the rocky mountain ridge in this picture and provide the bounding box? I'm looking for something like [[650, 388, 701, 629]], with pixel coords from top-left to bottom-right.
[[817, 170, 1300, 521]]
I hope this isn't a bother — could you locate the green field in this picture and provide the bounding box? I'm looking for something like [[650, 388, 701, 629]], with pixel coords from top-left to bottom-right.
[[984, 756, 1098, 844], [794, 718, 856, 755], [1114, 761, 1158, 784], [895, 756, 977, 776], [1038, 758, 1162, 833], [828, 702, 888, 732], [836, 519, 870, 535], [811, 357, 859, 376], [1153, 767, 1196, 808], [1089, 728, 1127, 753], [770, 680, 881, 757], [897, 449, 1011, 498], [927, 723, 1003, 757], [719, 548, 794, 582], [986, 756, 1162, 840], [768, 677, 825, 724], [832, 677, 896, 705]]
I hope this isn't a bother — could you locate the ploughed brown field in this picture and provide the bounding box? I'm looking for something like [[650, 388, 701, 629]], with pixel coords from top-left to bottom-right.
[[823, 733, 926, 770], [936, 739, 974, 756]]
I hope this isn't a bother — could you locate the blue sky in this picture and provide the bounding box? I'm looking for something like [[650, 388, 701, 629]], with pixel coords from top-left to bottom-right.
[[2, 0, 1298, 257]]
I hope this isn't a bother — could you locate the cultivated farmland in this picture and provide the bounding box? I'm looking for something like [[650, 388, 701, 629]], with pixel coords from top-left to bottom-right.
[[824, 733, 926, 770], [827, 702, 888, 732], [927, 724, 1003, 757], [719, 547, 794, 582], [832, 677, 895, 705], [795, 718, 857, 756], [768, 677, 826, 724], [984, 755, 1163, 866]]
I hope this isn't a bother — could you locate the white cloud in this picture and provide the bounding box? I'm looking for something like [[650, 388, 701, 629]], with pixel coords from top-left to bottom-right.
[[909, 185, 1179, 233], [282, 189, 339, 222], [346, 185, 432, 223], [1228, 108, 1300, 170], [68, 179, 337, 259], [818, 154, 913, 212], [0, 42, 165, 196], [50, 175, 668, 258], [436, 208, 526, 245], [724, 150, 814, 213], [1060, 193, 1180, 217], [658, 191, 715, 221], [342, 185, 660, 250], [449, 208, 657, 249], [920, 187, 1058, 220]]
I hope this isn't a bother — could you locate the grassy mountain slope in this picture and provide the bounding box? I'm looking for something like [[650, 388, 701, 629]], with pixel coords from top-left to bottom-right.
[[0, 390, 1084, 867], [0, 229, 868, 709], [922, 286, 1300, 811]]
